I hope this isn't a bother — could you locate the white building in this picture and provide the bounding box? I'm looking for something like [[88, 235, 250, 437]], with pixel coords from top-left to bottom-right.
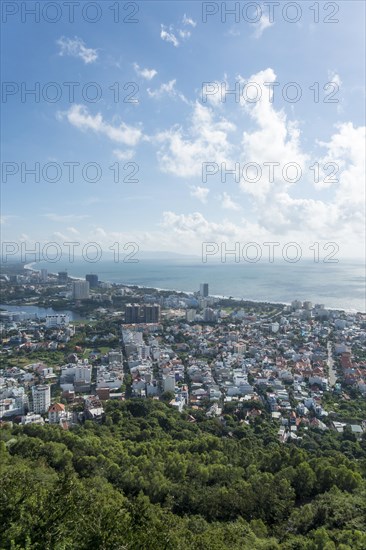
[[48, 403, 66, 424], [21, 413, 44, 425], [0, 396, 27, 418], [186, 309, 196, 322], [75, 364, 92, 384], [72, 280, 90, 300], [163, 374, 175, 393], [45, 314, 70, 328], [31, 385, 51, 414]]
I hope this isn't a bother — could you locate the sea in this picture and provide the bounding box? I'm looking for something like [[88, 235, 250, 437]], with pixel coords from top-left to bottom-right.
[[26, 258, 366, 313]]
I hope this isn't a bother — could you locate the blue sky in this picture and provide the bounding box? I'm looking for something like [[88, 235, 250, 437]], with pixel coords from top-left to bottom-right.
[[1, 0, 365, 260]]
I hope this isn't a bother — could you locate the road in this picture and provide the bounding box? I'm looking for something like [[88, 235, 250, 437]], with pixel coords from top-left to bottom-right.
[[327, 341, 337, 387]]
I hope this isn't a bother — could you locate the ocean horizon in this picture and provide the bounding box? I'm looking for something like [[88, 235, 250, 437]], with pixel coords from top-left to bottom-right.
[[25, 258, 366, 313]]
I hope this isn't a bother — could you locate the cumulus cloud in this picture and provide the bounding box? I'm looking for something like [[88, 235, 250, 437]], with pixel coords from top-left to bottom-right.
[[190, 186, 210, 203], [237, 68, 309, 198], [148, 66, 364, 253], [60, 104, 142, 146], [133, 63, 157, 80], [154, 102, 235, 177], [317, 122, 365, 218], [251, 122, 365, 244], [161, 211, 241, 241], [159, 211, 272, 253], [220, 192, 241, 210], [57, 36, 98, 64], [113, 149, 135, 161]]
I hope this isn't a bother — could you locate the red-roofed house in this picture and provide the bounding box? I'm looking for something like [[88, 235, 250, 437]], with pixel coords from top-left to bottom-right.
[[48, 403, 66, 424]]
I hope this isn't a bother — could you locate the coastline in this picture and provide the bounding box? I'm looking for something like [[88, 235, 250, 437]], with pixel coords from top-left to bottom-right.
[[22, 262, 363, 314]]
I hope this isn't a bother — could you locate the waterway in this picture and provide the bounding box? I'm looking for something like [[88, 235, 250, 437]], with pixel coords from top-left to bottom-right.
[[0, 304, 82, 321]]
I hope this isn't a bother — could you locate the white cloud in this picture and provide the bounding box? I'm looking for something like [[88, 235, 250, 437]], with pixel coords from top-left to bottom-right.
[[220, 192, 241, 210], [327, 70, 342, 88], [155, 102, 235, 177], [237, 68, 309, 198], [183, 14, 196, 27], [61, 104, 142, 146], [161, 18, 195, 46], [178, 29, 191, 39], [113, 149, 135, 161], [252, 14, 273, 38], [147, 79, 188, 103], [161, 211, 241, 241], [201, 80, 226, 106], [318, 123, 365, 213], [190, 186, 210, 203], [160, 25, 179, 47], [57, 36, 98, 64], [133, 63, 157, 80], [159, 211, 271, 253], [251, 122, 365, 244]]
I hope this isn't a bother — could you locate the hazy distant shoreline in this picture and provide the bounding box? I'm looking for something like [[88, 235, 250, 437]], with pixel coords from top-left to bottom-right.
[[24, 259, 366, 313]]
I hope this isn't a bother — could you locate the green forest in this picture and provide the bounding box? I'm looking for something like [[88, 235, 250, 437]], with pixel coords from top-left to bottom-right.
[[1, 399, 366, 549]]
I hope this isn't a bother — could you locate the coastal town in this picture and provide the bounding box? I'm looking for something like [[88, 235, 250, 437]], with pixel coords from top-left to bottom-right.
[[1, 265, 366, 443]]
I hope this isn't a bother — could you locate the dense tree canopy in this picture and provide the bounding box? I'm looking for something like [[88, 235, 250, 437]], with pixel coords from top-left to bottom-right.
[[1, 399, 366, 549]]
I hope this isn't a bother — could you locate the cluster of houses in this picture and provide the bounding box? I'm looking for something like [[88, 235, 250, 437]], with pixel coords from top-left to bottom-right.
[[1, 291, 365, 442], [122, 327, 188, 411]]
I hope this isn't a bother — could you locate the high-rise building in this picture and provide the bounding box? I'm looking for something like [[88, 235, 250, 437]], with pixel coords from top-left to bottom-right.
[[124, 304, 161, 324], [40, 269, 48, 282], [200, 283, 209, 297], [58, 271, 68, 284], [31, 385, 51, 414], [86, 274, 99, 288], [143, 304, 161, 323], [125, 304, 140, 323], [72, 280, 90, 300]]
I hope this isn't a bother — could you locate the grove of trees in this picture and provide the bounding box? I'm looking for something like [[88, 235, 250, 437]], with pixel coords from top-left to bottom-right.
[[1, 398, 366, 549]]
